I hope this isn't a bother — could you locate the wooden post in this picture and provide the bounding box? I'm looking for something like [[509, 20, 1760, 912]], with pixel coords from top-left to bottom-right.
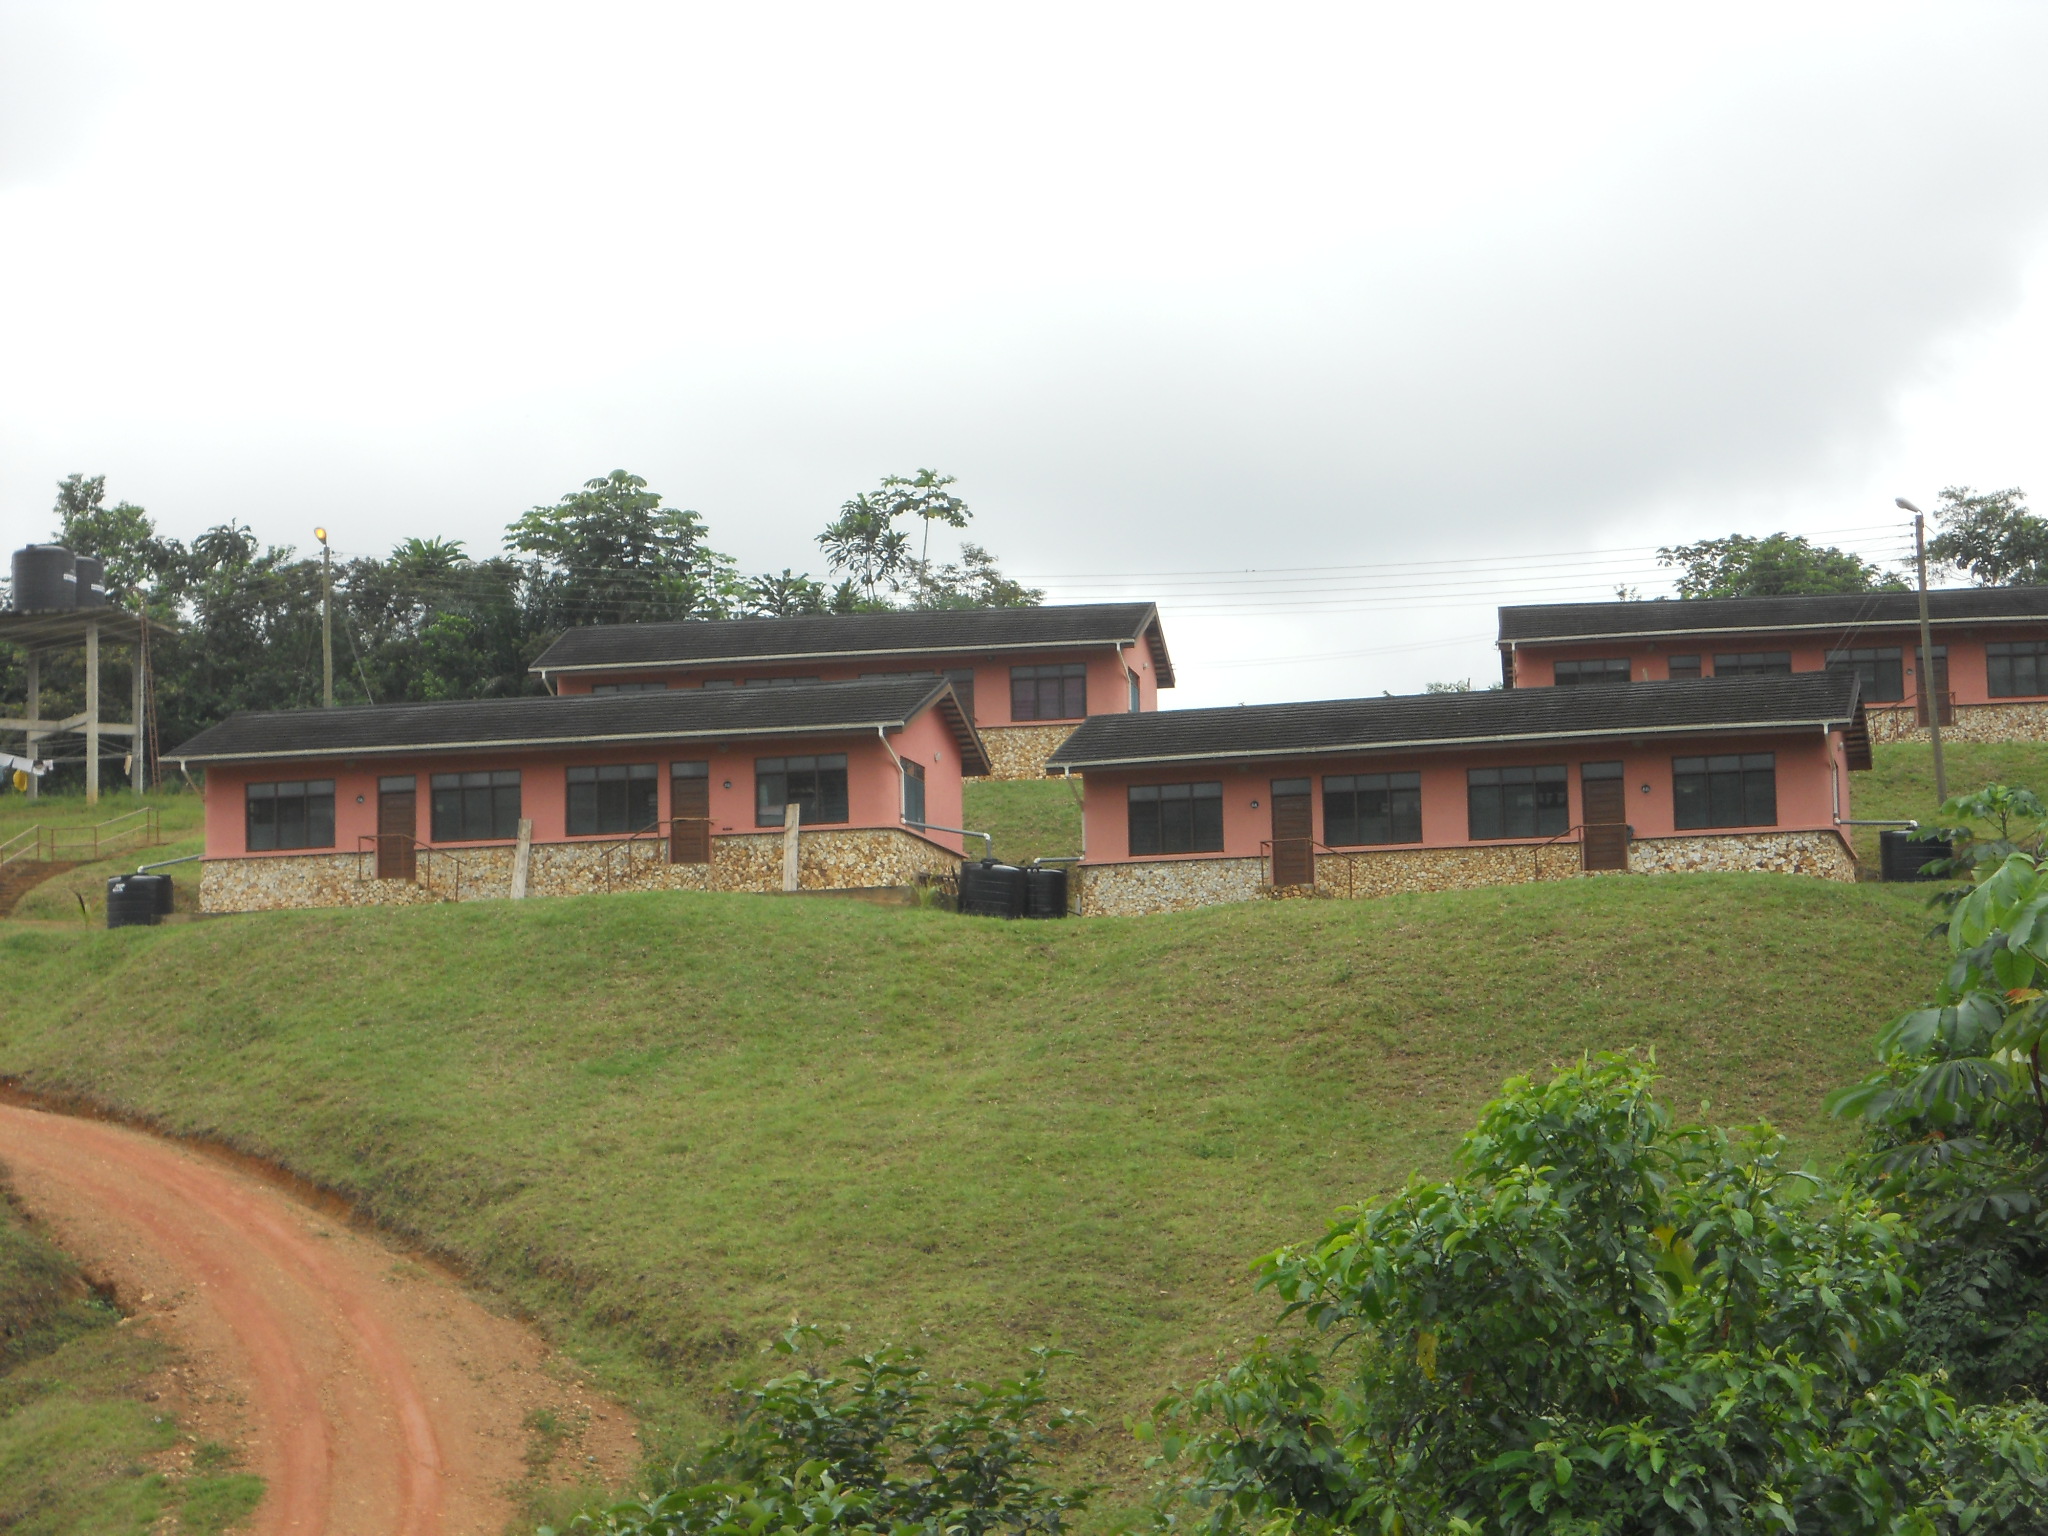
[[131, 625, 146, 795], [23, 651, 38, 801], [782, 802, 801, 892], [84, 619, 100, 805], [510, 818, 533, 899]]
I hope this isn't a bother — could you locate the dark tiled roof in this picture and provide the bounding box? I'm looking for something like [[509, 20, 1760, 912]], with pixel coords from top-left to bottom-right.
[[530, 603, 1175, 686], [1046, 672, 1863, 770], [167, 678, 990, 775], [1498, 587, 2048, 644]]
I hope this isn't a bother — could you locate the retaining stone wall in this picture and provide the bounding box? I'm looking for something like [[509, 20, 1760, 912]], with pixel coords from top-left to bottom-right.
[[977, 724, 1077, 780], [1076, 828, 1854, 916], [1866, 701, 2048, 745], [199, 828, 961, 914]]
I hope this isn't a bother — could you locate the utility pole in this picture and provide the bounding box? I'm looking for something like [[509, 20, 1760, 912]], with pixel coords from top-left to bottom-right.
[[316, 526, 333, 708], [1898, 498, 1946, 804]]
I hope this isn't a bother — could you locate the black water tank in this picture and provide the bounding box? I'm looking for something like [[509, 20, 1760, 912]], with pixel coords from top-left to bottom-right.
[[151, 873, 176, 915], [1022, 865, 1068, 918], [10, 546, 76, 612], [958, 859, 1026, 918], [72, 554, 107, 608], [1880, 829, 1954, 882], [106, 874, 167, 928]]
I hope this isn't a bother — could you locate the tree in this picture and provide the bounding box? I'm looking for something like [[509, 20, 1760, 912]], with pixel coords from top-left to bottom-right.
[[881, 469, 973, 571], [509, 470, 738, 629], [1148, 1054, 2048, 1534], [1656, 532, 1904, 599], [1925, 487, 2047, 587], [49, 473, 177, 601], [908, 544, 1043, 610], [743, 569, 831, 618], [551, 1327, 1091, 1536], [817, 492, 914, 606]]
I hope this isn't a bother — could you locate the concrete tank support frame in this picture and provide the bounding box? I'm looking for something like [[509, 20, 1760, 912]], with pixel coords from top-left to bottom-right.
[[0, 609, 166, 805]]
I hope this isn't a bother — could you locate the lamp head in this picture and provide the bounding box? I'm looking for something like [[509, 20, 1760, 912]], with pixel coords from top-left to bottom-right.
[[1895, 497, 1923, 515]]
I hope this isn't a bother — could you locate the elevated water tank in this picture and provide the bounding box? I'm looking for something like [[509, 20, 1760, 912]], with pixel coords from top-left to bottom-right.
[[9, 546, 76, 612], [958, 859, 1026, 918], [72, 554, 108, 608], [1022, 865, 1068, 918]]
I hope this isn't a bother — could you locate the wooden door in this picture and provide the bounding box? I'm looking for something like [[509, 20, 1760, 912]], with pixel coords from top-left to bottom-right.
[[1580, 769, 1628, 872], [1270, 779, 1314, 888], [377, 787, 416, 880], [1916, 651, 1954, 726], [670, 773, 711, 865]]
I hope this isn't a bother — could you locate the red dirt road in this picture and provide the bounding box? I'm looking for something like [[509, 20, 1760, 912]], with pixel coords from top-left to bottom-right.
[[0, 1103, 638, 1534]]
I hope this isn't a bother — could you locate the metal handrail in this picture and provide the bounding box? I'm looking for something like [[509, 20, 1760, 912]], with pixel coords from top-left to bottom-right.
[[589, 819, 681, 890], [0, 807, 161, 870], [354, 833, 470, 899], [1259, 837, 1355, 900]]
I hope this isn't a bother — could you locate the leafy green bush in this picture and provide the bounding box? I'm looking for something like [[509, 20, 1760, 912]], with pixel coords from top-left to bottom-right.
[[548, 1329, 1091, 1536], [1144, 1055, 2048, 1534]]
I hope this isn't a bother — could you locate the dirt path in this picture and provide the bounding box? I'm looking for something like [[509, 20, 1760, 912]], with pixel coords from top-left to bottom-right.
[[0, 1103, 640, 1534]]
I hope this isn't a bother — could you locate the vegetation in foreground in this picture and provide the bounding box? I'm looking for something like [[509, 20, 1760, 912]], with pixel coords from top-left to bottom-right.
[[0, 1193, 263, 1533]]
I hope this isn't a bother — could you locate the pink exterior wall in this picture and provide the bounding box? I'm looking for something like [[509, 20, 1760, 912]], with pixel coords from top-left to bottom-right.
[[1074, 729, 1848, 864], [552, 646, 1156, 726], [200, 722, 967, 860], [1509, 624, 2048, 707]]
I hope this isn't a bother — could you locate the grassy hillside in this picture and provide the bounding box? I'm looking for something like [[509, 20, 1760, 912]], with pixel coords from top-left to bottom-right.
[[0, 871, 1940, 1500], [0, 787, 204, 922], [0, 1191, 262, 1532]]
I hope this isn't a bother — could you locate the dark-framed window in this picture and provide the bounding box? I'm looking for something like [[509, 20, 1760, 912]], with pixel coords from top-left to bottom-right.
[[1323, 773, 1422, 845], [246, 779, 335, 851], [590, 681, 669, 694], [1467, 765, 1568, 840], [430, 770, 521, 841], [1826, 646, 1904, 702], [1713, 651, 1792, 677], [1988, 641, 2048, 698], [1673, 753, 1777, 829], [756, 754, 849, 826], [1011, 663, 1087, 721], [1553, 658, 1631, 686], [902, 759, 926, 827], [1668, 654, 1701, 680], [1128, 782, 1224, 855], [1128, 672, 1141, 712], [567, 763, 658, 835]]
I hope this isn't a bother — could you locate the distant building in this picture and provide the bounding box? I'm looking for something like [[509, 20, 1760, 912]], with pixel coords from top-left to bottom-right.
[[529, 603, 1173, 779], [1046, 673, 1869, 917], [1498, 588, 2048, 746]]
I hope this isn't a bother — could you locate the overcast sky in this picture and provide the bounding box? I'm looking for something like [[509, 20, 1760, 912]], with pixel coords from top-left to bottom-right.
[[4, 2, 2046, 706]]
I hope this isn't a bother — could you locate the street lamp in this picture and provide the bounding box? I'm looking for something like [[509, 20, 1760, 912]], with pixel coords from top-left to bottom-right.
[[1895, 497, 1945, 802], [315, 527, 332, 709]]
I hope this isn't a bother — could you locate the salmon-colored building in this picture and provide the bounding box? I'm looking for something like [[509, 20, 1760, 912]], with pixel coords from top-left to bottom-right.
[[1045, 673, 1869, 916], [1498, 587, 2048, 748], [167, 679, 985, 913], [528, 604, 1173, 780]]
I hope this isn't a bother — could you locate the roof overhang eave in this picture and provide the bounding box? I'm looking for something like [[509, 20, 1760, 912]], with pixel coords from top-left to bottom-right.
[[531, 630, 1155, 676], [1046, 714, 1855, 772], [1501, 612, 2039, 646], [167, 715, 920, 766]]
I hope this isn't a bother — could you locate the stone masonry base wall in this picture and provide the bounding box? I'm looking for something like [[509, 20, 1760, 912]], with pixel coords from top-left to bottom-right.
[[199, 828, 962, 914], [1866, 701, 2048, 745], [976, 724, 1078, 780], [1076, 829, 1855, 917]]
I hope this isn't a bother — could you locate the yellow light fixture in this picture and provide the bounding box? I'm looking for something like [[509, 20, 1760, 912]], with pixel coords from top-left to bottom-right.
[[314, 527, 328, 544]]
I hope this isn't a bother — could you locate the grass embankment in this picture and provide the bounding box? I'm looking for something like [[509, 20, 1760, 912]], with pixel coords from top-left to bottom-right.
[[0, 869, 1939, 1500], [0, 788, 204, 923], [961, 778, 1083, 866], [0, 1192, 262, 1532]]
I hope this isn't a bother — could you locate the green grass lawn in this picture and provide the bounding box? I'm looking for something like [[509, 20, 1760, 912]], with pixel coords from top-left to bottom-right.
[[961, 777, 1084, 866], [0, 869, 1944, 1503], [0, 1194, 262, 1533], [1, 788, 205, 923]]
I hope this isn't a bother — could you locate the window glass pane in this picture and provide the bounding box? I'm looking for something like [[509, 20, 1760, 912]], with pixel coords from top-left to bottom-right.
[[1554, 658, 1631, 685], [306, 784, 335, 849], [1469, 766, 1564, 838], [567, 778, 598, 835], [1672, 753, 1777, 829], [247, 784, 277, 851], [1668, 655, 1701, 680], [1713, 652, 1792, 677]]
